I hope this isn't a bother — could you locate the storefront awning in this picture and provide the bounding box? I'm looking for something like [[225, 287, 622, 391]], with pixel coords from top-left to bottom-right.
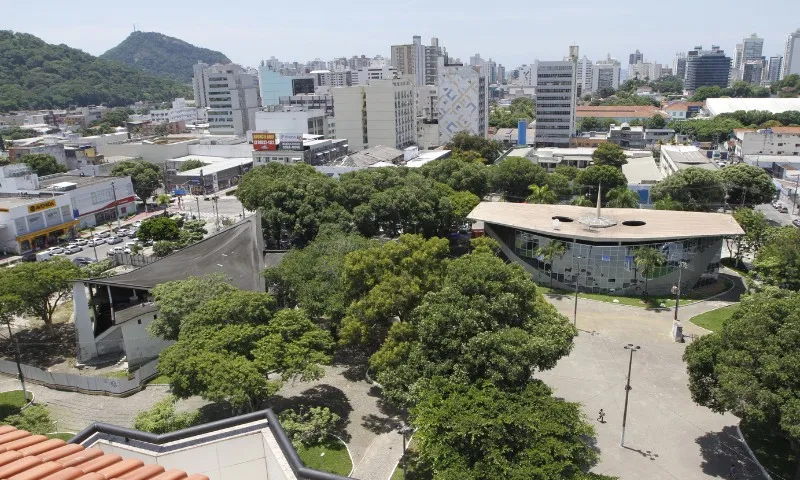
[[16, 220, 79, 242]]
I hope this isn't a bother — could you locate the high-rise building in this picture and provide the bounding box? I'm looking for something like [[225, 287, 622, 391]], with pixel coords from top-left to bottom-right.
[[486, 59, 497, 84], [674, 53, 687, 81], [517, 63, 537, 87], [437, 58, 488, 145], [742, 34, 765, 62], [391, 44, 415, 79], [332, 77, 415, 152], [766, 56, 784, 83], [591, 55, 621, 93], [192, 62, 210, 108], [354, 60, 397, 85], [497, 64, 506, 84], [534, 46, 578, 148], [258, 67, 292, 106], [198, 64, 261, 135], [629, 50, 644, 66], [424, 37, 447, 86], [575, 56, 593, 97], [742, 60, 764, 84], [392, 36, 440, 86], [629, 61, 661, 81], [412, 36, 426, 86], [684, 46, 731, 91], [784, 28, 800, 78]]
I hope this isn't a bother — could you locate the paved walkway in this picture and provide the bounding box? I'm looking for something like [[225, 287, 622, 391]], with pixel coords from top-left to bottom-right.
[[538, 281, 764, 480]]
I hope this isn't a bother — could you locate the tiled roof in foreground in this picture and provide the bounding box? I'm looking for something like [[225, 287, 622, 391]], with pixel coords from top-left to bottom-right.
[[0, 425, 208, 480]]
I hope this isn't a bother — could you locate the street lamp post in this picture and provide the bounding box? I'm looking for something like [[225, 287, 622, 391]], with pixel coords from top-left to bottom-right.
[[620, 344, 641, 447], [671, 261, 688, 321], [212, 196, 220, 231], [396, 424, 413, 480], [110, 181, 121, 229], [573, 256, 583, 327]]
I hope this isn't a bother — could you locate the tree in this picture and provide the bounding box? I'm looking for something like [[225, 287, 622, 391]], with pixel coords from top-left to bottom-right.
[[111, 161, 162, 207], [574, 165, 628, 203], [752, 227, 800, 290], [634, 246, 665, 297], [571, 196, 594, 207], [137, 217, 179, 242], [718, 163, 777, 207], [411, 379, 610, 480], [668, 117, 744, 142], [653, 194, 684, 211], [649, 167, 725, 211], [536, 240, 566, 287], [554, 165, 580, 180], [101, 108, 131, 127], [20, 154, 67, 176], [133, 396, 200, 434], [370, 251, 575, 407], [178, 159, 208, 172], [0, 258, 82, 328], [489, 98, 536, 129], [419, 155, 491, 198], [683, 289, 800, 479], [152, 240, 178, 257], [579, 116, 601, 132], [445, 131, 503, 163], [490, 157, 548, 201], [149, 273, 236, 341], [591, 143, 627, 168], [545, 173, 573, 198], [278, 407, 341, 449], [649, 75, 683, 94], [727, 208, 771, 268], [526, 184, 558, 204], [264, 226, 373, 325], [156, 193, 171, 209], [606, 186, 640, 208], [647, 114, 667, 129]]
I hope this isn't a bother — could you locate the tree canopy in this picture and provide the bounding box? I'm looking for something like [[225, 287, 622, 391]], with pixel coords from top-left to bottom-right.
[[178, 159, 209, 172], [717, 163, 777, 207], [490, 157, 548, 201], [574, 165, 628, 203], [137, 217, 180, 242], [444, 131, 503, 163], [591, 143, 627, 168], [21, 153, 67, 176], [683, 288, 800, 478], [489, 98, 535, 128], [752, 227, 800, 291], [770, 74, 800, 98], [0, 31, 190, 112], [419, 154, 491, 198], [110, 161, 162, 206], [649, 167, 725, 211], [689, 81, 771, 101], [0, 258, 81, 327], [668, 117, 744, 143]]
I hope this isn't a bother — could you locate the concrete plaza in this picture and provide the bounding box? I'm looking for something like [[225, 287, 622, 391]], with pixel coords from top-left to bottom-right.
[[538, 290, 764, 480]]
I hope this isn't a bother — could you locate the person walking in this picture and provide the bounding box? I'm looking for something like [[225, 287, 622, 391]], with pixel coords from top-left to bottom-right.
[[597, 409, 606, 423], [728, 463, 737, 479]]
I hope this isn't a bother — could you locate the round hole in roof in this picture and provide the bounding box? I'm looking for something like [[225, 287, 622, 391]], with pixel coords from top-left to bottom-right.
[[552, 216, 574, 223], [622, 220, 647, 227]]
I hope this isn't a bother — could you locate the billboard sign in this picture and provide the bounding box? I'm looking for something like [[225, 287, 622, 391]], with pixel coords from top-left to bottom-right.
[[252, 132, 277, 151], [280, 133, 304, 151]]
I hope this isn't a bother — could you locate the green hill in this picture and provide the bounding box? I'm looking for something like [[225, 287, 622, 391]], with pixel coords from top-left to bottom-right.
[[101, 31, 231, 83], [0, 31, 192, 112]]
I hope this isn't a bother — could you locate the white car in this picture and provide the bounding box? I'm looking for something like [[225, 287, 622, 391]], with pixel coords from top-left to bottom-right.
[[107, 236, 123, 245], [107, 246, 125, 256], [64, 244, 82, 254], [89, 237, 105, 246], [132, 221, 142, 228], [95, 231, 111, 239], [47, 247, 65, 255]]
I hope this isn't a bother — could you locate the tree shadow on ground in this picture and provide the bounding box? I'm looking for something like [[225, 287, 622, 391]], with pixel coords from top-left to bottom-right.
[[0, 323, 75, 368], [696, 426, 752, 478], [333, 347, 369, 383], [361, 413, 398, 434], [268, 384, 353, 442]]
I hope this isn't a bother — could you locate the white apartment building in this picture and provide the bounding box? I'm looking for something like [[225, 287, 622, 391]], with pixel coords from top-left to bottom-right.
[[517, 63, 538, 87], [192, 62, 209, 108], [629, 60, 662, 81], [149, 98, 199, 125], [355, 61, 398, 85], [437, 58, 488, 144], [254, 107, 327, 137], [575, 56, 593, 97], [311, 69, 353, 88], [332, 77, 416, 152], [784, 28, 800, 78], [198, 64, 261, 135], [534, 47, 578, 148], [734, 127, 800, 159], [592, 56, 621, 93]]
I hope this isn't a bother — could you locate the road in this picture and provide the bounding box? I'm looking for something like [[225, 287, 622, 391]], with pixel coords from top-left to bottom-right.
[[755, 202, 798, 227]]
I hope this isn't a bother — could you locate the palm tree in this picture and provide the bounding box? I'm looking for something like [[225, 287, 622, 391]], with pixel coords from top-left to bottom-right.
[[536, 241, 567, 287], [653, 194, 684, 211], [634, 246, 666, 297], [571, 196, 594, 207], [606, 187, 640, 208], [526, 184, 558, 204]]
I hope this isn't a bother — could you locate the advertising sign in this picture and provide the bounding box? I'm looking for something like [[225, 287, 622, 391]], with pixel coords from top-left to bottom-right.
[[281, 133, 304, 151], [252, 132, 277, 151], [28, 199, 57, 213]]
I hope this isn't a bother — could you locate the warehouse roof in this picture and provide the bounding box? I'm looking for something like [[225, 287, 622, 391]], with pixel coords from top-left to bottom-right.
[[705, 98, 800, 116]]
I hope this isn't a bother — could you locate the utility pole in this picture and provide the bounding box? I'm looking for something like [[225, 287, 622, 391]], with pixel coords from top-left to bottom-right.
[[671, 261, 688, 321], [396, 424, 413, 480], [3, 320, 28, 402], [573, 256, 583, 327], [110, 181, 121, 229], [212, 196, 220, 231], [620, 344, 641, 447], [792, 174, 800, 216]]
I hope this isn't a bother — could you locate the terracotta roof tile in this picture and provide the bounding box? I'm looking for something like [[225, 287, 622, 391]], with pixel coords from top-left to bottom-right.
[[0, 426, 209, 480]]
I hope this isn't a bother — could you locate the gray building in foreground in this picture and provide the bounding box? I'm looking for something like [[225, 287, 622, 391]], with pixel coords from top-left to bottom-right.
[[534, 46, 579, 147], [469, 202, 743, 296]]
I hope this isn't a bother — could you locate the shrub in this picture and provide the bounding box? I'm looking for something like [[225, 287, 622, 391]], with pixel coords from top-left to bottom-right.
[[133, 396, 199, 434], [278, 407, 341, 449]]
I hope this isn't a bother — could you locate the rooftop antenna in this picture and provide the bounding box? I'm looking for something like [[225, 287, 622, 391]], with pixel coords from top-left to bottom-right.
[[579, 182, 617, 229], [596, 182, 602, 218], [133, 24, 137, 32]]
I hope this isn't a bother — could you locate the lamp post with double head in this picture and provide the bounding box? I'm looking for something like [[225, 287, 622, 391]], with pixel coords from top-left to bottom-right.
[[620, 343, 641, 447]]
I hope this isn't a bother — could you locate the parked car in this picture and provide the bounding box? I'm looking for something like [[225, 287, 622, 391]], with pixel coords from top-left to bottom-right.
[[106, 236, 123, 245], [75, 238, 88, 246], [21, 253, 37, 262], [64, 244, 82, 254], [72, 256, 96, 267], [779, 206, 789, 213], [88, 238, 105, 246], [95, 231, 111, 238], [35, 252, 52, 262], [115, 228, 131, 237], [47, 246, 65, 255], [132, 221, 142, 228], [107, 246, 125, 256]]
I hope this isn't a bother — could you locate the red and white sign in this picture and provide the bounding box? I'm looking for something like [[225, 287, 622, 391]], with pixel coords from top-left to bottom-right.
[[252, 132, 277, 151]]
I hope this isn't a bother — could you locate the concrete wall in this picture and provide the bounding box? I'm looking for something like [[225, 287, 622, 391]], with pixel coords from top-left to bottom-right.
[[99, 143, 193, 164], [332, 86, 366, 152], [120, 314, 174, 369]]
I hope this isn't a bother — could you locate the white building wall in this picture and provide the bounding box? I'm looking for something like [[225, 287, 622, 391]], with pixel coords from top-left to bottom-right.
[[785, 29, 800, 78], [332, 86, 367, 151], [254, 110, 324, 136], [576, 56, 593, 96], [735, 129, 800, 157], [120, 314, 174, 368], [437, 59, 488, 144], [365, 78, 415, 149]]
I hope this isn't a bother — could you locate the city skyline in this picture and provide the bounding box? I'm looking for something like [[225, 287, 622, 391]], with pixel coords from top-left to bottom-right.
[[5, 0, 800, 73]]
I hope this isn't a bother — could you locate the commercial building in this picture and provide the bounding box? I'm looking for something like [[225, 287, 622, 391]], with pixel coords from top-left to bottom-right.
[[332, 77, 415, 152], [684, 46, 732, 92], [468, 202, 743, 295], [534, 47, 579, 147], [0, 192, 77, 254], [257, 67, 291, 106], [148, 98, 199, 125], [659, 145, 719, 177], [39, 174, 136, 228], [392, 36, 442, 86], [704, 97, 800, 116], [734, 127, 800, 159], [425, 37, 447, 85], [592, 56, 621, 93], [251, 134, 348, 166], [742, 60, 765, 85], [196, 64, 261, 135], [354, 61, 398, 85], [437, 58, 488, 144], [255, 107, 327, 137], [607, 124, 675, 150], [279, 93, 334, 117], [783, 28, 800, 78], [622, 155, 664, 204], [576, 106, 666, 124], [173, 158, 253, 194], [674, 53, 687, 80]]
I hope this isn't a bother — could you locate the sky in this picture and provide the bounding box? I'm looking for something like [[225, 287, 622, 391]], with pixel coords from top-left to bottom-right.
[[5, 0, 800, 70]]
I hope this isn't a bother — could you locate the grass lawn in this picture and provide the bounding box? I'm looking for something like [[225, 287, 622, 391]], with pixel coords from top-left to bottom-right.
[[390, 439, 430, 480], [52, 300, 74, 324], [740, 422, 796, 480], [297, 438, 352, 477], [720, 257, 749, 276], [537, 278, 733, 310], [0, 390, 30, 419], [46, 433, 74, 441], [689, 305, 740, 332], [146, 374, 171, 385], [101, 370, 129, 379]]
